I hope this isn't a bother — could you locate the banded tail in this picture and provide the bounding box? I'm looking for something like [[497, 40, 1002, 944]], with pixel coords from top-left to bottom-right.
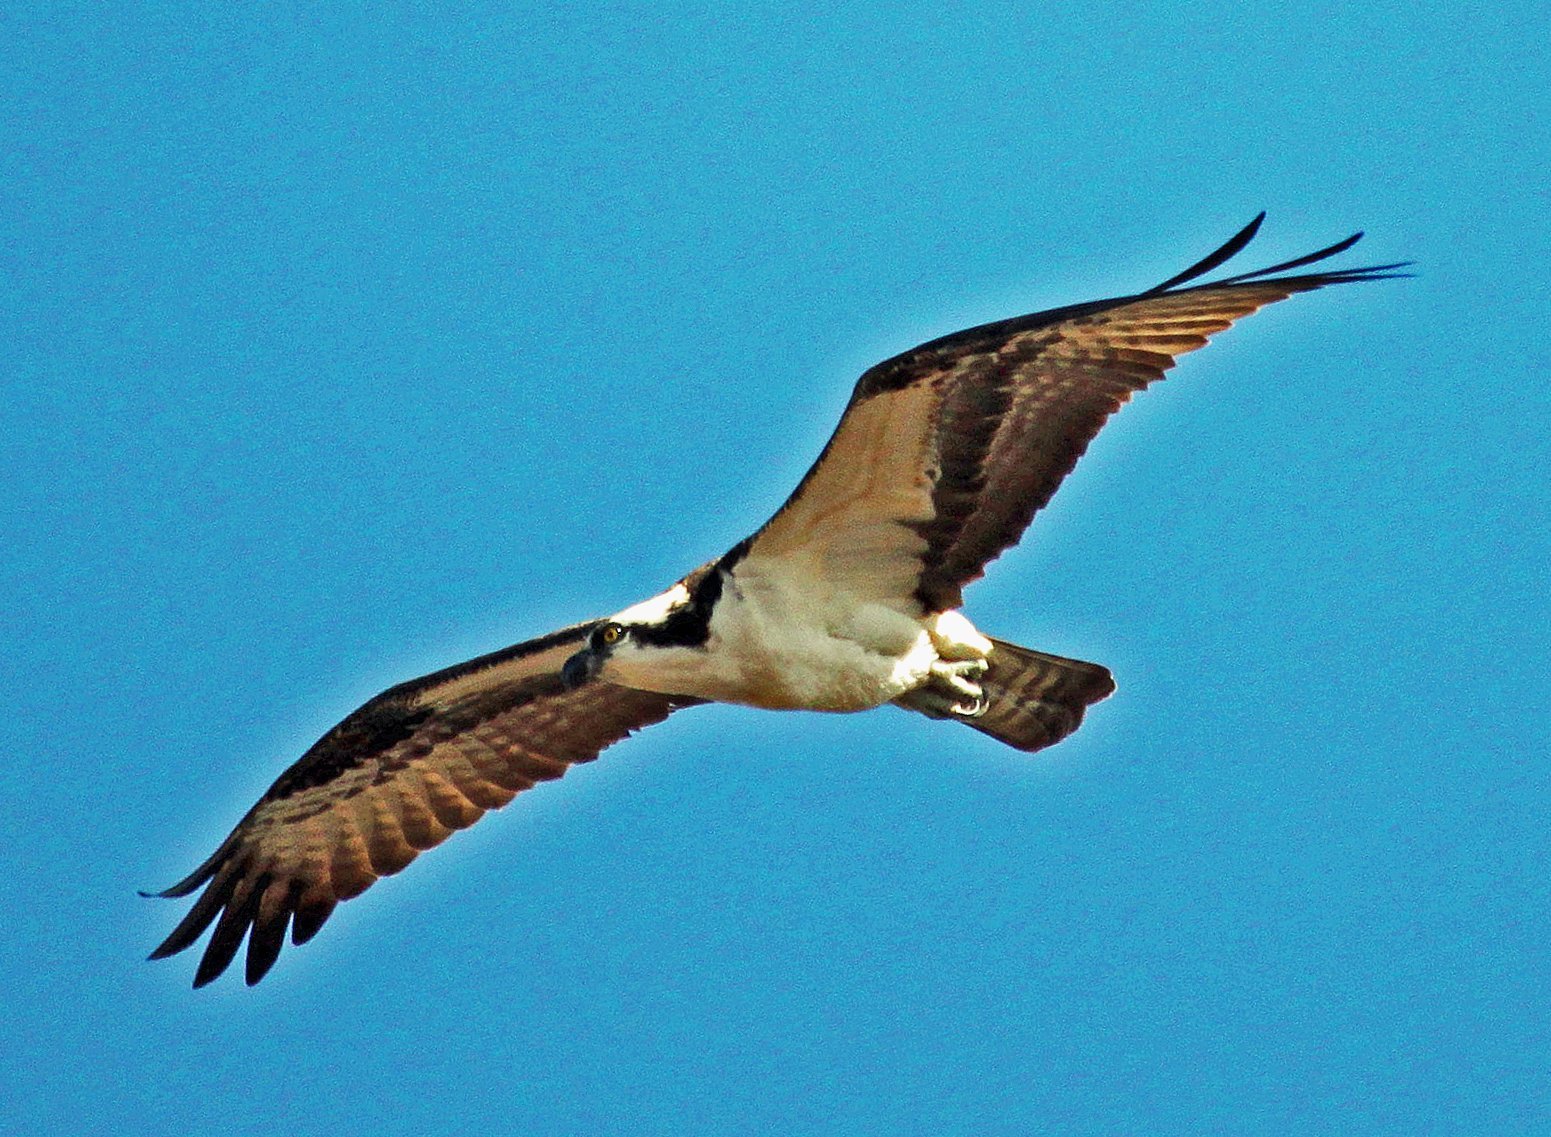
[[968, 638, 1115, 753]]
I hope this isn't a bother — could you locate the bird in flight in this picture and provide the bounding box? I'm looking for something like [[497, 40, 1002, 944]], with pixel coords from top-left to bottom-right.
[[147, 215, 1402, 987]]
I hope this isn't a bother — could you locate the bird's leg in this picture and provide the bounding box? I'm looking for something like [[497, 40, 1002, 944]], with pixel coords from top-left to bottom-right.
[[936, 657, 990, 715], [896, 658, 990, 719], [895, 610, 993, 719], [927, 609, 994, 661]]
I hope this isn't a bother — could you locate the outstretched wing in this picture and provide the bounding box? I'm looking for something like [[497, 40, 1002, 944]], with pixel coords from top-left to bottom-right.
[[148, 622, 702, 987], [747, 215, 1406, 610]]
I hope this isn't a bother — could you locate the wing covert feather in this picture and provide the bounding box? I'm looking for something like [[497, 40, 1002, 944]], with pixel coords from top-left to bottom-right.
[[148, 621, 702, 986], [746, 221, 1404, 610]]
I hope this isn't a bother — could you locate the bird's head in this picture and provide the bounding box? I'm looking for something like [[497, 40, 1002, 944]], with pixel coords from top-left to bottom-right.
[[561, 576, 719, 690]]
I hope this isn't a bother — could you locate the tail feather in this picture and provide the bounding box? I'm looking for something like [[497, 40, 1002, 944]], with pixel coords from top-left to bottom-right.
[[966, 638, 1115, 753]]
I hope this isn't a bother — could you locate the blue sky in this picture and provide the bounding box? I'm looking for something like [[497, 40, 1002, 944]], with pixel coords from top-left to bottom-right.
[[4, 4, 1548, 1134]]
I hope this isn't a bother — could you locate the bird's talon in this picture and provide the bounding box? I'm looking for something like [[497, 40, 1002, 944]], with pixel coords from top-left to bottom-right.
[[951, 694, 987, 718]]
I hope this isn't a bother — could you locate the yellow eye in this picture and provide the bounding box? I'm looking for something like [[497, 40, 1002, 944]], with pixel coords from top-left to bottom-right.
[[599, 623, 624, 646]]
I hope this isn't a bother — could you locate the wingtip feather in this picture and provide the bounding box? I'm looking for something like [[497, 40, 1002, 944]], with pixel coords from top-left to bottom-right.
[[1142, 213, 1267, 295], [1142, 216, 1406, 298], [190, 873, 268, 988]]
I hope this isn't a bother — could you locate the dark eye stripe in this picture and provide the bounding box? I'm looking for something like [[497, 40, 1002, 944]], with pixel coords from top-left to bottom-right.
[[630, 568, 723, 648]]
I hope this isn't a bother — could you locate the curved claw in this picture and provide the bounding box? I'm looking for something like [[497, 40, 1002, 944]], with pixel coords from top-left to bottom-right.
[[931, 658, 987, 700], [896, 659, 988, 720], [952, 691, 987, 718]]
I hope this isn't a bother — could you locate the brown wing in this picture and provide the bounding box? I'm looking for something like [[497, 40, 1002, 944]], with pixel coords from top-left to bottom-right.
[[746, 215, 1406, 610], [147, 621, 702, 987]]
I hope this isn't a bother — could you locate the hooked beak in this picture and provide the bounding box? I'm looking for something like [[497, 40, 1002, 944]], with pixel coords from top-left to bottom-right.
[[561, 647, 601, 689]]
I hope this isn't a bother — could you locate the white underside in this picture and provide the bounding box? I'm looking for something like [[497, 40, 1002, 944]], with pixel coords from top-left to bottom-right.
[[601, 561, 992, 713]]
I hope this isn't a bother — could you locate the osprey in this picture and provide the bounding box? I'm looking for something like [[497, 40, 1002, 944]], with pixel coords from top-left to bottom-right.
[[148, 215, 1402, 986]]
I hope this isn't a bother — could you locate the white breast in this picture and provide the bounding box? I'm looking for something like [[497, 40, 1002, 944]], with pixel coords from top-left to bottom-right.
[[691, 559, 936, 711]]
